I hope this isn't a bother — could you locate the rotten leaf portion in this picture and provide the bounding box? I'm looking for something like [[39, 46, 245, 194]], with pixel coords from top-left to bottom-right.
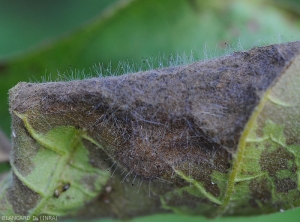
[[224, 52, 300, 216], [1, 41, 300, 220]]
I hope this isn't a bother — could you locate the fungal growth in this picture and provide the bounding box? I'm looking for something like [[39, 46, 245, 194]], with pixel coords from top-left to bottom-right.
[[2, 41, 300, 220]]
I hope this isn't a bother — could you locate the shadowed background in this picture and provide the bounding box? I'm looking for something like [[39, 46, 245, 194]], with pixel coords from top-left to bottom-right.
[[0, 0, 300, 221]]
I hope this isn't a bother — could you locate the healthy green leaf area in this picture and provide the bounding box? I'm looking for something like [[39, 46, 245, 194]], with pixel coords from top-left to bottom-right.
[[0, 113, 109, 220]]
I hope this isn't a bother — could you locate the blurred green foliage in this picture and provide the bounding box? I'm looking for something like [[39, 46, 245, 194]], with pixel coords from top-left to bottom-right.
[[1, 0, 300, 221]]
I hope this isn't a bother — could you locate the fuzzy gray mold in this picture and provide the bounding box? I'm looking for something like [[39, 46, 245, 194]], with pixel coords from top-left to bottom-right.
[[9, 41, 300, 182], [6, 41, 300, 219]]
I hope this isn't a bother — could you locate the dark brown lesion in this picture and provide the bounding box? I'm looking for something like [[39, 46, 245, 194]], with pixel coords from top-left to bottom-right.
[[249, 178, 272, 208], [260, 147, 295, 176], [274, 178, 297, 193], [260, 147, 298, 193], [162, 187, 220, 218], [7, 173, 40, 215]]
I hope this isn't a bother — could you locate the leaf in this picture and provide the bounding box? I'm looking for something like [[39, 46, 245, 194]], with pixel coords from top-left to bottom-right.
[[2, 1, 300, 221], [3, 41, 300, 220], [0, 113, 109, 219]]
